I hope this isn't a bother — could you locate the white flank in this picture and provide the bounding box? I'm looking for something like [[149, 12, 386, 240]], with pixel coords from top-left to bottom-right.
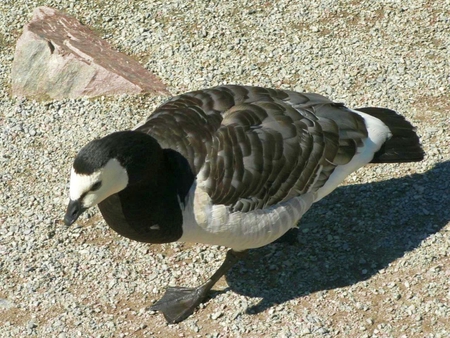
[[179, 180, 315, 251], [313, 109, 392, 201], [69, 158, 129, 208]]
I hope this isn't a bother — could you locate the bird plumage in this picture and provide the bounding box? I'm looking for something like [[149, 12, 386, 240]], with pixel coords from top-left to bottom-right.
[[67, 85, 424, 248], [65, 84, 424, 322], [138, 86, 369, 211]]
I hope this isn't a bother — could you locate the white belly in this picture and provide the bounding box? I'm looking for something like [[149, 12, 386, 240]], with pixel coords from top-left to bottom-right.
[[179, 181, 314, 251]]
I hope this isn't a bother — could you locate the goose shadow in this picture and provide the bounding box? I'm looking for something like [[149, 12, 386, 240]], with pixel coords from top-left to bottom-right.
[[221, 160, 450, 314]]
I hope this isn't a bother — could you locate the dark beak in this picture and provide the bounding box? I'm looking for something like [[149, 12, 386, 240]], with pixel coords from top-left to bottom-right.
[[64, 199, 86, 226]]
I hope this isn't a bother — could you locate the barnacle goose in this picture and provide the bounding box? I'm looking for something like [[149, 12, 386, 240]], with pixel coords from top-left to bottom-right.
[[64, 85, 424, 323]]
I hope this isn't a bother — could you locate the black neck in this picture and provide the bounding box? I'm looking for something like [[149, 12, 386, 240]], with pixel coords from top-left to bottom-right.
[[108, 148, 195, 243]]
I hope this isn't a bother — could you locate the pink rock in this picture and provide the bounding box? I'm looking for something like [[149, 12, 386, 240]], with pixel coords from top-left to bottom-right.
[[11, 6, 170, 100]]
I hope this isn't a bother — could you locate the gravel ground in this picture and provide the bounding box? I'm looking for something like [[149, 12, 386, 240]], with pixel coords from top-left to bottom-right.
[[1, 1, 449, 337]]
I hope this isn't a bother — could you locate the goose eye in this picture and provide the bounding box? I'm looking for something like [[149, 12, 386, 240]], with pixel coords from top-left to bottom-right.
[[91, 181, 102, 191]]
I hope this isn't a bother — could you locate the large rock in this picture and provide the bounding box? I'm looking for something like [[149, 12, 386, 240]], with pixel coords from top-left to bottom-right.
[[11, 6, 170, 100]]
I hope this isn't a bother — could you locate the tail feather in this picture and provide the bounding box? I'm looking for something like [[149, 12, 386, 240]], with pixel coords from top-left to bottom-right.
[[356, 107, 425, 163]]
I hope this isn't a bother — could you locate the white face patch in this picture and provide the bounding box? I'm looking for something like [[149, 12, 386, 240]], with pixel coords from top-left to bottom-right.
[[69, 158, 129, 208]]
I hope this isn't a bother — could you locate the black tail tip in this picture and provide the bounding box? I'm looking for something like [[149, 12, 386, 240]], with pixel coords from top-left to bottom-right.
[[357, 107, 425, 164]]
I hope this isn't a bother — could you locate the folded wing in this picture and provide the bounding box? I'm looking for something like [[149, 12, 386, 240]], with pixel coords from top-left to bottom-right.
[[138, 85, 369, 212]]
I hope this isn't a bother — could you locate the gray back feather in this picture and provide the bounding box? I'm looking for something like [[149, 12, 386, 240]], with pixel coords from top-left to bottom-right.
[[137, 85, 368, 212]]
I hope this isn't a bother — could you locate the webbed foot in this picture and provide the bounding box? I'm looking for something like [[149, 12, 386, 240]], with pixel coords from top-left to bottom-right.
[[150, 285, 209, 323], [150, 249, 248, 323]]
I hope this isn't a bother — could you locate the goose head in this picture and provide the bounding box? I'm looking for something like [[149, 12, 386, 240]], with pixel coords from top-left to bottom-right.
[[64, 130, 163, 226]]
